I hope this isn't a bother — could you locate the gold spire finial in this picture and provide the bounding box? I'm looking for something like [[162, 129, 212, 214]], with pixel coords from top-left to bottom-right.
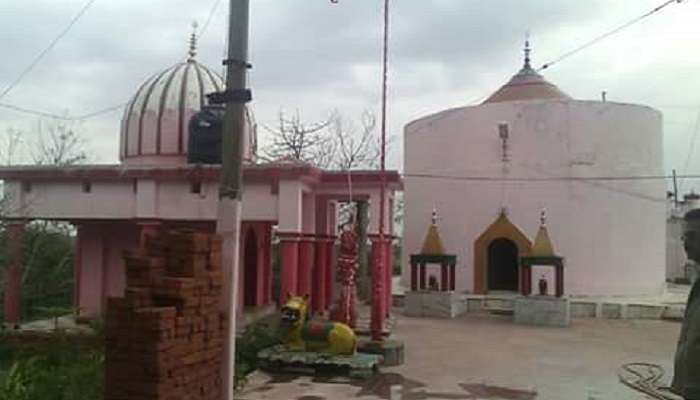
[[421, 208, 446, 255], [531, 208, 555, 257], [188, 21, 199, 61]]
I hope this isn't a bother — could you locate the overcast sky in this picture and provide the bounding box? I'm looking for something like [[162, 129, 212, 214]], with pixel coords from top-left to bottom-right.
[[2, 0, 700, 190]]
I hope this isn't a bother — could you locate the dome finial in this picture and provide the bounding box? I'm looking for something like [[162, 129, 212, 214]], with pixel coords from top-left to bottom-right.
[[523, 32, 532, 69], [540, 208, 547, 227], [188, 21, 199, 61]]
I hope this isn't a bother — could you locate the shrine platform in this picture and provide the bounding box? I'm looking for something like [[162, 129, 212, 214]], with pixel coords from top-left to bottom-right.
[[392, 277, 690, 322]]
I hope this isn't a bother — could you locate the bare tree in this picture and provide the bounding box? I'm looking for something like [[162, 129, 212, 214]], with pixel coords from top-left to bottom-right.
[[330, 110, 380, 171], [0, 128, 23, 167], [33, 120, 87, 166], [262, 110, 334, 167]]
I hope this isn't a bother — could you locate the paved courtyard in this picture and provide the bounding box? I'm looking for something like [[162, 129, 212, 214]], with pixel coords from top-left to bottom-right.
[[237, 313, 682, 400]]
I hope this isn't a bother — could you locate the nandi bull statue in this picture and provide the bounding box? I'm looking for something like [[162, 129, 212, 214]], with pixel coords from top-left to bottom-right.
[[280, 293, 357, 356]]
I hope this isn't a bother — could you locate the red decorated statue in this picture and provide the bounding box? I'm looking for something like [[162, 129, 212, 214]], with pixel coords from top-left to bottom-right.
[[330, 221, 359, 328]]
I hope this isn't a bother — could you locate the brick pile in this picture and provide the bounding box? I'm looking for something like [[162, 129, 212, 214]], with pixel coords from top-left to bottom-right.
[[105, 230, 227, 400]]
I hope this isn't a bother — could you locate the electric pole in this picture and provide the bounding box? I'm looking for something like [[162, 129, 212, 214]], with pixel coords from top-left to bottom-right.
[[216, 1, 251, 399]]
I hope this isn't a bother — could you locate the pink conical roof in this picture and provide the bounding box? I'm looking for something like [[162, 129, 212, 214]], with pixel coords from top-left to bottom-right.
[[483, 42, 571, 104]]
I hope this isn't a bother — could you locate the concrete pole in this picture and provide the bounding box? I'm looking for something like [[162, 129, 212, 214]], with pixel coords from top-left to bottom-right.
[[370, 0, 390, 342], [218, 0, 250, 399]]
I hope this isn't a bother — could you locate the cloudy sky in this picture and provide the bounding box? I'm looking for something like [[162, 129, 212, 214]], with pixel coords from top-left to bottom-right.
[[2, 0, 700, 189]]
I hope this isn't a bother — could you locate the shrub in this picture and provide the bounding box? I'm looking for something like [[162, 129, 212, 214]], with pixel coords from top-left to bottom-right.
[[235, 322, 281, 388], [0, 338, 104, 400]]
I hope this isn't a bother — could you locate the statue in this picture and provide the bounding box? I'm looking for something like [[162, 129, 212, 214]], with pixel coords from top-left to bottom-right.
[[280, 294, 357, 356], [330, 221, 359, 328], [672, 209, 700, 400], [538, 275, 548, 296]]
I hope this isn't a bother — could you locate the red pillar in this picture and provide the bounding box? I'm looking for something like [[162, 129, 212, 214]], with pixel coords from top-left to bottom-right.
[[385, 238, 393, 316], [279, 234, 300, 303], [313, 236, 328, 313], [3, 222, 25, 327], [324, 238, 335, 309], [556, 265, 564, 298], [74, 224, 82, 313], [370, 236, 386, 336], [263, 223, 273, 305], [441, 263, 448, 292], [410, 262, 417, 291], [298, 236, 315, 302]]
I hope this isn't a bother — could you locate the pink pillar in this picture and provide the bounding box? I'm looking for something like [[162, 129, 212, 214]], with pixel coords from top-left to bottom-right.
[[370, 235, 387, 336], [3, 222, 25, 326], [297, 236, 315, 301], [324, 238, 336, 308], [263, 224, 273, 305], [279, 234, 300, 303], [313, 236, 328, 313]]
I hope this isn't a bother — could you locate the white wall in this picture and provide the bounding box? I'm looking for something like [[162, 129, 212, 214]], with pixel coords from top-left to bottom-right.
[[403, 100, 666, 296]]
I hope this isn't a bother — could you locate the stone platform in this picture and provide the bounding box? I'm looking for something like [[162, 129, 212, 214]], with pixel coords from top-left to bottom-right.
[[514, 295, 571, 327], [257, 345, 382, 379], [404, 291, 467, 319]]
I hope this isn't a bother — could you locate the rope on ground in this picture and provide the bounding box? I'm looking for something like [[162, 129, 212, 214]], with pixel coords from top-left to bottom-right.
[[618, 363, 682, 400]]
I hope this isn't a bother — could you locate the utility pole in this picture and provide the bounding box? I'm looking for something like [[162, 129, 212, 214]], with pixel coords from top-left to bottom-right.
[[215, 1, 251, 399], [371, 0, 390, 342], [673, 169, 679, 208]]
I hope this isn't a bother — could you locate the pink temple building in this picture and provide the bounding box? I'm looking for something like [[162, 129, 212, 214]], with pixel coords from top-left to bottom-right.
[[1, 49, 400, 324]]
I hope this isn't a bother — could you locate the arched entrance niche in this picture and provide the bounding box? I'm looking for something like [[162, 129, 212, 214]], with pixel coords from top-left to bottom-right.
[[487, 238, 519, 291], [473, 213, 532, 294], [243, 228, 259, 308]]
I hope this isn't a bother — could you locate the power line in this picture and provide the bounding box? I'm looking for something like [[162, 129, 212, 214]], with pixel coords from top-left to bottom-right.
[[75, 103, 127, 120], [404, 172, 680, 204], [199, 0, 224, 41], [0, 101, 125, 121], [680, 109, 700, 191], [0, 102, 71, 120], [538, 0, 683, 72], [0, 0, 100, 101]]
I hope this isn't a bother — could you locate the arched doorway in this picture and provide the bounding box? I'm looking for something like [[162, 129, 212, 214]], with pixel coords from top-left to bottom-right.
[[487, 238, 519, 291], [243, 229, 258, 308], [473, 213, 532, 294]]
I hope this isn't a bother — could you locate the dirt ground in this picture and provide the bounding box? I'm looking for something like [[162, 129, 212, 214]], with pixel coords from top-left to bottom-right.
[[237, 313, 682, 400]]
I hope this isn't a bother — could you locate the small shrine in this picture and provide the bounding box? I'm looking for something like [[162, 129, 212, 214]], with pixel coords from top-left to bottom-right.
[[409, 210, 457, 291], [405, 210, 464, 318], [514, 210, 570, 327], [519, 210, 566, 297]]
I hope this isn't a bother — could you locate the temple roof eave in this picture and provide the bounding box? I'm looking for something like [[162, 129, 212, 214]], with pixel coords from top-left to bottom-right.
[[0, 164, 403, 188]]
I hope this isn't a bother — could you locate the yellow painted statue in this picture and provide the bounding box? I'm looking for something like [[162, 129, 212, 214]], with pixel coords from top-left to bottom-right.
[[280, 294, 357, 356]]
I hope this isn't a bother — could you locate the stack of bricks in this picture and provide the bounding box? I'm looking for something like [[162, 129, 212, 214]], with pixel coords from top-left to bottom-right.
[[105, 230, 227, 400]]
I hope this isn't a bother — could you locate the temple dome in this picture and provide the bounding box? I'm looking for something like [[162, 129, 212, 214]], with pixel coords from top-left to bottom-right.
[[482, 42, 571, 104], [119, 51, 225, 165]]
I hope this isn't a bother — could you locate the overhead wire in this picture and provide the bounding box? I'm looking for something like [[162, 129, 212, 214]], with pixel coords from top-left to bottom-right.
[[402, 172, 700, 205], [679, 109, 700, 192], [0, 101, 126, 121], [537, 0, 684, 72], [0, 0, 100, 101], [198, 0, 224, 41]]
